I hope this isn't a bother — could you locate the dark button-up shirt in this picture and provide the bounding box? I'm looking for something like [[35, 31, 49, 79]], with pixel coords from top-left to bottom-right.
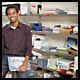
[[2, 22, 32, 57]]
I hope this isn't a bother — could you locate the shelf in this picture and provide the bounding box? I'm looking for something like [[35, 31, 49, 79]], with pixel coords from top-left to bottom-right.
[[31, 31, 78, 38], [32, 48, 75, 60], [28, 14, 78, 17], [31, 64, 73, 76], [2, 14, 78, 17], [38, 14, 78, 17], [31, 64, 54, 72]]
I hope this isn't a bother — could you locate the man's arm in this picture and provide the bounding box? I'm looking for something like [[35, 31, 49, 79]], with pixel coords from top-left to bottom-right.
[[23, 56, 30, 67], [25, 26, 32, 57], [17, 26, 32, 72], [17, 56, 30, 72], [2, 29, 5, 76]]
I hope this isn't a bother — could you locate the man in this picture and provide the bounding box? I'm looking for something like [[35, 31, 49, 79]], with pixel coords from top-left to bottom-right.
[[2, 5, 32, 78]]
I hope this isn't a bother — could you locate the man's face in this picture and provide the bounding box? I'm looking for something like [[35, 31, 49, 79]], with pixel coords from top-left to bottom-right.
[[7, 8, 19, 23]]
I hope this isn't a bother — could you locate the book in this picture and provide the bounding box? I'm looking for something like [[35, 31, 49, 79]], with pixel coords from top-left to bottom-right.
[[70, 45, 78, 51], [68, 48, 78, 55], [57, 48, 69, 54], [8, 57, 31, 71], [64, 37, 77, 48]]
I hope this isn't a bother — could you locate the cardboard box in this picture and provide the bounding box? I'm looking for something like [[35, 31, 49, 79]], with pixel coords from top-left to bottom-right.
[[60, 30, 71, 34]]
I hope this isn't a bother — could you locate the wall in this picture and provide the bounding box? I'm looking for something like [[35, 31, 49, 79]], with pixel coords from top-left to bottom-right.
[[42, 2, 78, 10]]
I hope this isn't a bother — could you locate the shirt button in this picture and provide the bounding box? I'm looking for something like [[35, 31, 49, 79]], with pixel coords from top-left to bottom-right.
[[13, 41, 15, 43], [14, 35, 15, 37]]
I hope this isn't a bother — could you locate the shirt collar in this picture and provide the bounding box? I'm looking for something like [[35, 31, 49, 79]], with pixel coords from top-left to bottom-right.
[[7, 21, 23, 30], [11, 26, 16, 29]]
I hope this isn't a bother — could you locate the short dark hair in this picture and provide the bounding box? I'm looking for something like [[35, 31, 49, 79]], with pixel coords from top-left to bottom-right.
[[5, 5, 19, 15]]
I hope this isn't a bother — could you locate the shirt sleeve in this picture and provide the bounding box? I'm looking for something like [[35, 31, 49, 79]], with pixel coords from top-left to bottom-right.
[[25, 26, 33, 57]]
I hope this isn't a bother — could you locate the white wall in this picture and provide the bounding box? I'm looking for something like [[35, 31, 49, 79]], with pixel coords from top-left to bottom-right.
[[42, 2, 78, 11]]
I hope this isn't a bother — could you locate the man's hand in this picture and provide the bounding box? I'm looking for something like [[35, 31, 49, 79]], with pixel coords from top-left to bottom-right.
[[17, 64, 26, 72], [17, 56, 29, 72]]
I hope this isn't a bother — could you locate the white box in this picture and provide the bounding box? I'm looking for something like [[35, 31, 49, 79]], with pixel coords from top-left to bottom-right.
[[34, 41, 43, 49]]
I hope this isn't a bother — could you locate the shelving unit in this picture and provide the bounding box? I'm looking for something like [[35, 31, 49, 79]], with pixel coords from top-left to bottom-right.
[[30, 3, 78, 78], [31, 31, 78, 37], [31, 64, 73, 76], [32, 48, 75, 60], [31, 47, 77, 77]]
